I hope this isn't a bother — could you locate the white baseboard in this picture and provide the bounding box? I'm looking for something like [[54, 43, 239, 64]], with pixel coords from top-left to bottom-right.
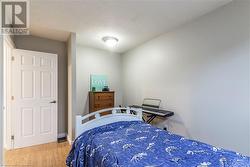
[[58, 133, 67, 138]]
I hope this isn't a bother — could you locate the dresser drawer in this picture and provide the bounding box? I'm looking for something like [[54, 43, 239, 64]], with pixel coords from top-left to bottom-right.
[[89, 91, 115, 113], [94, 101, 114, 109], [94, 93, 114, 101]]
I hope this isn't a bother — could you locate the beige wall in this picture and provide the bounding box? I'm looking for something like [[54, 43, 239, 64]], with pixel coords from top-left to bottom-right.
[[76, 46, 123, 115], [67, 33, 77, 141], [122, 0, 250, 155], [14, 35, 68, 135]]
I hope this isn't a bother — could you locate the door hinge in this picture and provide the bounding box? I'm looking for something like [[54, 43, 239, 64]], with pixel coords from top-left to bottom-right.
[[11, 135, 14, 140], [11, 96, 14, 100], [11, 56, 15, 61]]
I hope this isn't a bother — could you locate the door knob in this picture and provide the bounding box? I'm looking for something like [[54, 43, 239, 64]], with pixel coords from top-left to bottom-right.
[[50, 100, 57, 104]]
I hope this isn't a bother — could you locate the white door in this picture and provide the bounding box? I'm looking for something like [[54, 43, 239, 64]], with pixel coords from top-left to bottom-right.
[[12, 49, 58, 149]]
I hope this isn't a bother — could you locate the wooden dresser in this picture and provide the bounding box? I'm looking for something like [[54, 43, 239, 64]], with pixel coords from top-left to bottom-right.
[[89, 91, 115, 113]]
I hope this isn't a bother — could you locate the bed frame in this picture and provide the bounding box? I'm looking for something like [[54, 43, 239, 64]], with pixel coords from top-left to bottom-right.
[[75, 107, 143, 137]]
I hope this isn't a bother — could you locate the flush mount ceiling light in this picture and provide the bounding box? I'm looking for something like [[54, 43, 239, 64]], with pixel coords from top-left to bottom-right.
[[102, 36, 119, 47]]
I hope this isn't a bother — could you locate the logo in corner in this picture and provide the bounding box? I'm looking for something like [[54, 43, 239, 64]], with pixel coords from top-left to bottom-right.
[[1, 0, 30, 35]]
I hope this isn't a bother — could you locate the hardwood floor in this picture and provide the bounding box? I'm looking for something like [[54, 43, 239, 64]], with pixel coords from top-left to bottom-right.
[[4, 142, 71, 167]]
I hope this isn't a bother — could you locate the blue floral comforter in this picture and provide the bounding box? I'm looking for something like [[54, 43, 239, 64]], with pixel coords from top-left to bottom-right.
[[66, 121, 250, 167]]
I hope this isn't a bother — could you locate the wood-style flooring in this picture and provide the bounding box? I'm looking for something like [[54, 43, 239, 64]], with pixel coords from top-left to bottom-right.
[[4, 142, 71, 167]]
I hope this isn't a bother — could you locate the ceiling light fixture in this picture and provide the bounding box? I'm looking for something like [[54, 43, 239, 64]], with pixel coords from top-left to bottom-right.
[[102, 36, 119, 47]]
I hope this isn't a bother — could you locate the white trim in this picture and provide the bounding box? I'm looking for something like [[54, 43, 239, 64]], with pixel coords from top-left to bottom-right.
[[67, 135, 73, 145], [3, 36, 15, 150], [67, 33, 77, 141], [0, 34, 4, 166], [4, 36, 15, 49], [75, 107, 142, 138]]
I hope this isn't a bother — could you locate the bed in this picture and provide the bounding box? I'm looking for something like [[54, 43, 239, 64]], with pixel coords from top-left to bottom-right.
[[66, 107, 250, 167]]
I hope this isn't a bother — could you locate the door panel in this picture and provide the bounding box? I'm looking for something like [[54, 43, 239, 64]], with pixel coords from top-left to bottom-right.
[[40, 57, 52, 67], [40, 106, 52, 134], [12, 49, 58, 149], [21, 55, 34, 65], [41, 71, 52, 98], [21, 70, 35, 99], [21, 108, 34, 137]]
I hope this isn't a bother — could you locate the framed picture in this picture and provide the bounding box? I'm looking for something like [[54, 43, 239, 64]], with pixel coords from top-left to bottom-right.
[[90, 74, 107, 91]]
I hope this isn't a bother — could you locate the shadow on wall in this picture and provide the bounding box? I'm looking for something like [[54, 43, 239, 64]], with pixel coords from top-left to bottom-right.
[[83, 94, 89, 115]]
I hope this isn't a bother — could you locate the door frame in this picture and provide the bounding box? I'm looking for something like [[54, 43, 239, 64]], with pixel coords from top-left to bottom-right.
[[0, 34, 4, 166], [0, 35, 15, 164], [11, 49, 58, 149], [3, 36, 15, 150]]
